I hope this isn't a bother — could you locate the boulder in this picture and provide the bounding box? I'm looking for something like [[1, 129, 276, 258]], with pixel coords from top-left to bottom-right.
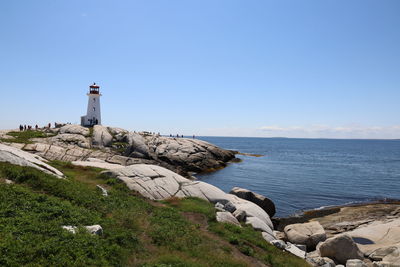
[[230, 186, 276, 217], [285, 242, 306, 258], [126, 133, 150, 158], [216, 212, 241, 227], [318, 234, 364, 264], [92, 125, 113, 147], [284, 221, 326, 249], [233, 209, 247, 222], [262, 231, 276, 243], [215, 202, 225, 211], [47, 134, 91, 149], [59, 124, 90, 136], [346, 259, 367, 267], [108, 127, 128, 142], [372, 262, 400, 267], [0, 143, 63, 178], [245, 216, 272, 233], [270, 239, 287, 249]]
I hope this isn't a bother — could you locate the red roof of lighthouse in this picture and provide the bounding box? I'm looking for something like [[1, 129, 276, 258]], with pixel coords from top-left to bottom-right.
[[90, 82, 100, 88]]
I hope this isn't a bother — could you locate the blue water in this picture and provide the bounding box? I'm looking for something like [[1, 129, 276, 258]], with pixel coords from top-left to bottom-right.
[[196, 137, 400, 217]]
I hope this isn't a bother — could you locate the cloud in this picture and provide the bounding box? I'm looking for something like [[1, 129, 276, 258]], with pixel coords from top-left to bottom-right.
[[258, 124, 400, 139]]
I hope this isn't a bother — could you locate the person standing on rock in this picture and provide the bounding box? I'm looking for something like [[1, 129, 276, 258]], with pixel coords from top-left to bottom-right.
[[24, 125, 27, 131], [35, 125, 38, 130], [19, 125, 23, 131]]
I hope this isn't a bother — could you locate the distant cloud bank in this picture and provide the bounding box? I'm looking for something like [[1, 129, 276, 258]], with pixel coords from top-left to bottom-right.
[[258, 125, 400, 139]]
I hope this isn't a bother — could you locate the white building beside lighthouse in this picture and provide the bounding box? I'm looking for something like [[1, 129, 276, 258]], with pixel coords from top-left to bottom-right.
[[81, 83, 102, 126]]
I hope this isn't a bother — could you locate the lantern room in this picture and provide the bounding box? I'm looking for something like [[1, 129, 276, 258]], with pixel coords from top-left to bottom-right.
[[89, 82, 100, 94]]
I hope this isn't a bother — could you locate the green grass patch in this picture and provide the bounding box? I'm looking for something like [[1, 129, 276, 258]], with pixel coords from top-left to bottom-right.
[[0, 161, 309, 266], [1, 131, 54, 144]]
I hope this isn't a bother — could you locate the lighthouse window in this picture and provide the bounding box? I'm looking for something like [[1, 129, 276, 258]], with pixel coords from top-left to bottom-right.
[[93, 98, 96, 102], [93, 107, 96, 111]]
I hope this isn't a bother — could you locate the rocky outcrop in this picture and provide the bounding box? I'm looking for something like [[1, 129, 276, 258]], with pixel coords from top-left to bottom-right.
[[0, 143, 63, 178], [230, 187, 276, 217], [59, 124, 90, 136], [284, 221, 326, 250], [92, 125, 113, 147], [62, 225, 103, 235], [3, 125, 236, 176], [102, 164, 274, 235], [317, 234, 364, 264]]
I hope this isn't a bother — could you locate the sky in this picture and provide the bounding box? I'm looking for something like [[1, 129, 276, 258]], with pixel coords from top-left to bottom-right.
[[0, 0, 399, 139]]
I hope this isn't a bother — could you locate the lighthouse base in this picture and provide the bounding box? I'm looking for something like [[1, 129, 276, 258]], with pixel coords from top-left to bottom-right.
[[81, 115, 100, 127]]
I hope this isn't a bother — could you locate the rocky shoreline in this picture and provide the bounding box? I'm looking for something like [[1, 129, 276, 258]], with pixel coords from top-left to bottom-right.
[[1, 125, 399, 267]]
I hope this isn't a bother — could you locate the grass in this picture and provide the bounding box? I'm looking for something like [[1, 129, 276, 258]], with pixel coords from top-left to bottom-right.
[[0, 161, 310, 266], [1, 131, 54, 144]]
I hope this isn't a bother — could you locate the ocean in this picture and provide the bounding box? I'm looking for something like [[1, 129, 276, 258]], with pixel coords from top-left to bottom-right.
[[196, 137, 400, 217]]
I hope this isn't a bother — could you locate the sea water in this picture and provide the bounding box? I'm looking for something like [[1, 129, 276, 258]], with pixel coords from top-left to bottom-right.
[[196, 137, 400, 217]]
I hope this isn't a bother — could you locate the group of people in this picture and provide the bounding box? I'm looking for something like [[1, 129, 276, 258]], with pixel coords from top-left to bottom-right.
[[19, 123, 52, 131], [169, 134, 196, 139]]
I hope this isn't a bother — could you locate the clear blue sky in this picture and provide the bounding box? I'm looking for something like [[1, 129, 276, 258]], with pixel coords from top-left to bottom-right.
[[1, 0, 399, 138]]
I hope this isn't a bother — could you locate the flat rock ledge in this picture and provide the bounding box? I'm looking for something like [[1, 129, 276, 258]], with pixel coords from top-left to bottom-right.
[[0, 143, 64, 178]]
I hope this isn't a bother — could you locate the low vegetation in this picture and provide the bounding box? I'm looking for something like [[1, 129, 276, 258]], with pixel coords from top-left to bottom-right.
[[0, 161, 309, 266], [1, 130, 54, 144]]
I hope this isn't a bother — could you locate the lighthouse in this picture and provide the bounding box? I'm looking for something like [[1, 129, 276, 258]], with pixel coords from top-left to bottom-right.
[[81, 83, 102, 127]]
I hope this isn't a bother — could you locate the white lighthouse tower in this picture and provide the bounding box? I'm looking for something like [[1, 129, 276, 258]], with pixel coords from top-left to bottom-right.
[[81, 83, 102, 127]]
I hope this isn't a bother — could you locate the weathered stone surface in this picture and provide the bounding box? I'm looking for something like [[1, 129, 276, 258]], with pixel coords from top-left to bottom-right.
[[245, 217, 272, 233], [285, 242, 306, 258], [72, 160, 123, 170], [92, 125, 113, 147], [346, 259, 367, 267], [372, 261, 400, 267], [262, 231, 276, 243], [306, 251, 336, 267], [59, 124, 90, 136], [216, 211, 241, 227], [347, 218, 400, 256], [0, 143, 63, 177], [108, 127, 128, 142], [369, 246, 399, 261], [102, 164, 274, 233], [46, 134, 91, 148], [215, 202, 225, 212], [318, 234, 364, 264], [284, 221, 326, 249], [230, 187, 276, 217], [233, 209, 247, 222], [62, 225, 103, 235], [126, 132, 150, 159]]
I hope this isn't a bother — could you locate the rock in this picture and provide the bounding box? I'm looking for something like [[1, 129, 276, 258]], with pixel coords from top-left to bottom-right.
[[223, 201, 236, 213], [62, 225, 103, 235], [215, 202, 225, 211], [62, 225, 77, 234], [72, 160, 123, 170], [102, 164, 274, 233], [294, 244, 307, 252], [245, 216, 272, 233], [85, 225, 103, 235], [96, 185, 108, 196], [126, 132, 150, 158], [285, 242, 306, 258], [271, 239, 287, 249], [5, 179, 14, 184], [216, 211, 241, 227], [346, 259, 367, 267], [230, 187, 276, 217], [372, 262, 400, 267], [0, 143, 64, 178], [284, 221, 326, 250], [369, 246, 399, 261], [227, 194, 274, 230], [92, 125, 113, 147], [306, 252, 336, 267], [262, 231, 276, 242], [347, 218, 400, 256], [47, 134, 91, 149], [318, 234, 364, 264], [108, 127, 128, 142], [233, 209, 247, 222], [273, 230, 286, 240], [59, 124, 90, 136]]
